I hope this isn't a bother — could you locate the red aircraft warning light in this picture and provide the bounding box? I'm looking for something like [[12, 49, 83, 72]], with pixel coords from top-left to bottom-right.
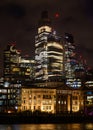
[[55, 13, 59, 18]]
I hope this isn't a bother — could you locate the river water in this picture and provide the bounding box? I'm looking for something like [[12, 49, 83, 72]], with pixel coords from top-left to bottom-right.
[[0, 123, 93, 130]]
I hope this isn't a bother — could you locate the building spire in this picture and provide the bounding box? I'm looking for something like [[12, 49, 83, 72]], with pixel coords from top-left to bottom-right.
[[38, 10, 51, 27]]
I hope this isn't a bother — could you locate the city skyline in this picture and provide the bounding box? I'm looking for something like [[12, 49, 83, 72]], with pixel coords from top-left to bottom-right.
[[0, 7, 93, 116], [0, 0, 93, 76]]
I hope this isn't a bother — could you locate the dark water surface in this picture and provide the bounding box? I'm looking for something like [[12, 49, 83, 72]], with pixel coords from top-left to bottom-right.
[[0, 123, 93, 130]]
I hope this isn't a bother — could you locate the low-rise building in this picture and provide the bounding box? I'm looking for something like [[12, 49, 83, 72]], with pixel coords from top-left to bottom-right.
[[19, 86, 56, 113]]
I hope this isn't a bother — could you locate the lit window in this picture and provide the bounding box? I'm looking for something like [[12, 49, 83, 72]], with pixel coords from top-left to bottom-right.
[[58, 101, 60, 104], [46, 106, 48, 110], [64, 101, 66, 104], [29, 95, 31, 98], [48, 106, 51, 110], [43, 106, 45, 110]]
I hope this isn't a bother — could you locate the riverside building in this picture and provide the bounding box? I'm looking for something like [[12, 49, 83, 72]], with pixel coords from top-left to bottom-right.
[[0, 11, 93, 115]]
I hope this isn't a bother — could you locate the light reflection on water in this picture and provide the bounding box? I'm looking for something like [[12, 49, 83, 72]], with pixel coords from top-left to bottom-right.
[[0, 123, 93, 130]]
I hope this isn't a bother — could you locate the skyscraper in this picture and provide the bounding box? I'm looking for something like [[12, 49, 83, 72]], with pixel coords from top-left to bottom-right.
[[64, 33, 77, 79], [3, 43, 21, 82], [64, 33, 82, 88], [3, 43, 21, 112], [35, 11, 63, 81]]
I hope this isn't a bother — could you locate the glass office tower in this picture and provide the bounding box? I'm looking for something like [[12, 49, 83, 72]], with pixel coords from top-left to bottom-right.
[[35, 11, 63, 81], [64, 33, 77, 79], [64, 33, 83, 88]]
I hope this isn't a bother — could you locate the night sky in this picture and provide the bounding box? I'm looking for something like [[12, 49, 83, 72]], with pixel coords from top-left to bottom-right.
[[0, 0, 93, 75]]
